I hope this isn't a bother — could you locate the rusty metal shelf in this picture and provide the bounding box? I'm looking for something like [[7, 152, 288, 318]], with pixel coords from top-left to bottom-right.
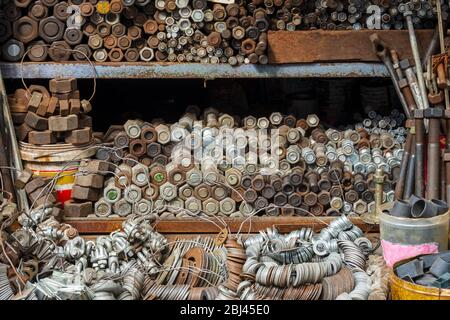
[[0, 62, 388, 79], [63, 216, 379, 235]]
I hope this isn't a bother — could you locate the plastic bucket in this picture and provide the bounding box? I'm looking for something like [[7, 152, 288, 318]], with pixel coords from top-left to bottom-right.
[[380, 211, 449, 267], [19, 141, 96, 205], [390, 257, 450, 300]]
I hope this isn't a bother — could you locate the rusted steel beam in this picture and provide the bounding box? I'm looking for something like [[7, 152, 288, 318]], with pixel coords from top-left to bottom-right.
[[64, 216, 379, 234], [268, 30, 435, 64]]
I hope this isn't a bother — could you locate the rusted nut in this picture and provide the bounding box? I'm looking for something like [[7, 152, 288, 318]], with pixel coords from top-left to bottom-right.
[[310, 203, 324, 216], [0, 19, 12, 43], [88, 34, 103, 49], [39, 16, 64, 43], [54, 2, 70, 21], [73, 44, 92, 61], [317, 190, 331, 205], [194, 183, 211, 201], [103, 35, 118, 49], [3, 39, 25, 62], [63, 28, 83, 46], [25, 112, 48, 130], [65, 127, 92, 145], [243, 188, 257, 203], [141, 126, 157, 143], [48, 114, 78, 132], [273, 192, 288, 206], [96, 22, 111, 37], [143, 19, 158, 35], [13, 16, 38, 44], [50, 78, 77, 94], [48, 41, 71, 61], [241, 38, 256, 54], [207, 31, 222, 48], [110, 0, 124, 14], [124, 48, 139, 61], [149, 166, 166, 186], [118, 35, 132, 50], [79, 2, 95, 16], [111, 23, 126, 37], [28, 1, 49, 20], [128, 139, 146, 157], [16, 123, 32, 141], [82, 22, 97, 37], [65, 200, 92, 217], [232, 26, 245, 40], [353, 199, 367, 215], [344, 190, 359, 204], [304, 192, 318, 206], [28, 130, 56, 145], [27, 91, 43, 112], [127, 25, 142, 40], [109, 48, 124, 62], [72, 185, 100, 201]]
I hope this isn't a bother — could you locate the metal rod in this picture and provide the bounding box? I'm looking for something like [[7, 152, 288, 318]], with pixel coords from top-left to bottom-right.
[[415, 115, 425, 197], [0, 69, 29, 212], [404, 13, 430, 110], [0, 95, 16, 201], [370, 33, 411, 118], [427, 117, 441, 199], [404, 134, 416, 199], [394, 131, 412, 200]]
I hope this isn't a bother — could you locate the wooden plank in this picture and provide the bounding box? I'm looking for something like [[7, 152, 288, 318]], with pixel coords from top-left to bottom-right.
[[64, 216, 379, 235], [268, 30, 434, 64]]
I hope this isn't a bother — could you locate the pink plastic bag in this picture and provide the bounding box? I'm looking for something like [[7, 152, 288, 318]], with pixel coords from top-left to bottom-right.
[[381, 240, 439, 267]]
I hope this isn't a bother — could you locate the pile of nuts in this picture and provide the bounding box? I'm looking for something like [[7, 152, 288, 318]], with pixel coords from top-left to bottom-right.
[[0, 184, 387, 300], [10, 78, 93, 146], [90, 106, 405, 218], [1, 0, 440, 64]]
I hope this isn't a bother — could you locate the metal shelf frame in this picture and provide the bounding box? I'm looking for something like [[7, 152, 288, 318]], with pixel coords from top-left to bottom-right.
[[1, 62, 389, 79]]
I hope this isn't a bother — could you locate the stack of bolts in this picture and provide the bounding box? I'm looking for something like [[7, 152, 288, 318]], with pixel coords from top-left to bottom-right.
[[11, 78, 93, 146], [0, 0, 440, 64], [91, 106, 405, 218]]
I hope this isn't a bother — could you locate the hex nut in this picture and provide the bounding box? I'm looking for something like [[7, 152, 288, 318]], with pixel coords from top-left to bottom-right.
[[306, 114, 320, 127], [185, 196, 201, 214], [186, 168, 202, 186], [178, 184, 194, 200], [48, 115, 78, 132], [257, 117, 269, 129], [353, 199, 368, 215], [39, 16, 64, 43], [159, 181, 177, 201], [13, 16, 38, 44], [203, 198, 219, 215], [48, 41, 71, 61], [220, 198, 236, 215], [3, 39, 24, 62]]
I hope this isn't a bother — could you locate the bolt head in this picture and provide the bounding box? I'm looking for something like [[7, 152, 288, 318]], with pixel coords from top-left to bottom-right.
[[160, 182, 176, 201]]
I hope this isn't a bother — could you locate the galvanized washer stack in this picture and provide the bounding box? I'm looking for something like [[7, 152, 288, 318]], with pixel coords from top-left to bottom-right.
[[92, 106, 405, 218], [0, 0, 439, 64]]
